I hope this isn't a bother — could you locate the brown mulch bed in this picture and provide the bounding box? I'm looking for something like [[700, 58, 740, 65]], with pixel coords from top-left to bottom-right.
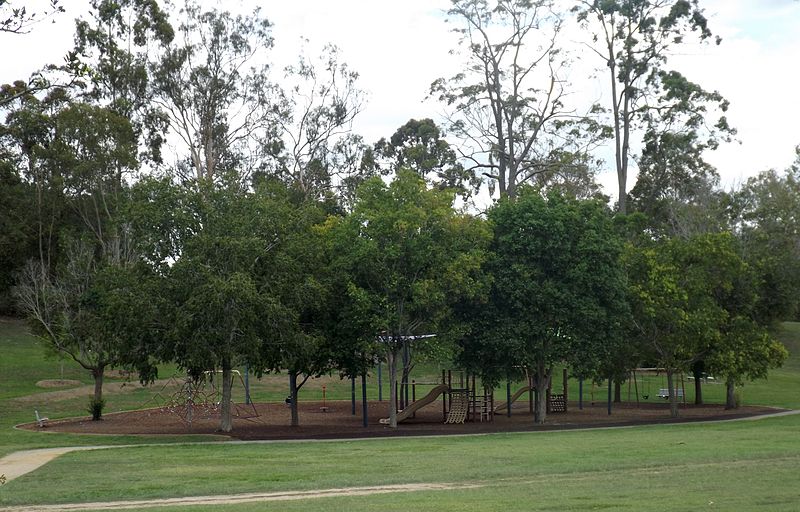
[[17, 399, 783, 441]]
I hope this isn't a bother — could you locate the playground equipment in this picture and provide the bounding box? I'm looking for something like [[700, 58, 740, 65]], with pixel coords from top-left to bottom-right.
[[629, 368, 687, 406], [320, 384, 328, 412], [493, 385, 531, 414], [445, 390, 469, 424], [379, 384, 449, 424], [381, 370, 497, 425], [145, 371, 259, 424], [380, 368, 570, 426]]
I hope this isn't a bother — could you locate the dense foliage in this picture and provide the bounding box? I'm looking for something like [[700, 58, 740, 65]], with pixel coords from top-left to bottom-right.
[[1, 0, 796, 428]]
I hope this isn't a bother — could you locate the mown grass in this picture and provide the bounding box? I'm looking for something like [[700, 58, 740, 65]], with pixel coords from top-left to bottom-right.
[[104, 454, 800, 512], [0, 319, 798, 510], [1, 414, 799, 508]]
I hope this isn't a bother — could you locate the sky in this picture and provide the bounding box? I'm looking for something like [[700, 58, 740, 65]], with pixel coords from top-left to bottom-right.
[[3, 0, 800, 198]]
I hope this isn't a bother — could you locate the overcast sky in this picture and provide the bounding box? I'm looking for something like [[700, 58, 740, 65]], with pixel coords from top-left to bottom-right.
[[3, 0, 799, 198]]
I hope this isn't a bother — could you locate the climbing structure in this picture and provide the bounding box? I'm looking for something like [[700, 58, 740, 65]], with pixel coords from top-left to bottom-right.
[[144, 372, 258, 425], [445, 390, 469, 424]]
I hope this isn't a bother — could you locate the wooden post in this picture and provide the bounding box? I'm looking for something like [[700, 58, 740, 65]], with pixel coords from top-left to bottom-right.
[[562, 368, 568, 413], [607, 377, 612, 416]]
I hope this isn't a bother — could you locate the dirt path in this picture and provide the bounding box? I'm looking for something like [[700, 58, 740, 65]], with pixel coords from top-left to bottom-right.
[[0, 482, 482, 511]]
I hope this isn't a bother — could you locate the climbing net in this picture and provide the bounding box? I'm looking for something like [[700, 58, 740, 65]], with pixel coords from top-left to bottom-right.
[[445, 390, 469, 424], [144, 372, 259, 425]]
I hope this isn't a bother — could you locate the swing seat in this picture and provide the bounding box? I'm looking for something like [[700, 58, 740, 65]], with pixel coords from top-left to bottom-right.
[[657, 388, 684, 399]]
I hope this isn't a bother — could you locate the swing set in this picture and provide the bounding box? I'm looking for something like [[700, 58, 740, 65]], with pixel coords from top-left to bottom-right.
[[628, 368, 687, 406]]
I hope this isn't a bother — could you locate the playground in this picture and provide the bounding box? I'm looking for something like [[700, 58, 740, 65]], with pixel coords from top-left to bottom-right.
[[10, 355, 789, 440], [16, 391, 781, 441], [1, 319, 799, 511]]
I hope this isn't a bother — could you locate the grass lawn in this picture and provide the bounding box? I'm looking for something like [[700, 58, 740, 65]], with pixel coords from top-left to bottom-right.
[[0, 318, 798, 510], [2, 414, 799, 510]]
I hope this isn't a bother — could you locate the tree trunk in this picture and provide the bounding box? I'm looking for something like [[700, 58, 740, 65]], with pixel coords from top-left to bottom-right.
[[613, 379, 622, 403], [692, 361, 704, 405], [219, 359, 233, 432], [667, 370, 678, 418], [533, 362, 550, 425], [388, 348, 398, 428], [91, 367, 105, 421], [725, 377, 737, 410], [289, 370, 300, 427]]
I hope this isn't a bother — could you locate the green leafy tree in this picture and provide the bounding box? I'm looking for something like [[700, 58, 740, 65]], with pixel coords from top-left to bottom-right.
[[575, 0, 732, 214], [8, 94, 158, 419], [0, 151, 37, 312], [0, 90, 72, 275], [729, 153, 800, 325], [625, 233, 749, 417], [257, 189, 343, 427], [15, 239, 161, 419], [70, 0, 174, 164], [459, 191, 627, 423], [163, 182, 293, 432], [629, 130, 726, 237], [327, 170, 489, 427], [369, 118, 478, 197], [707, 317, 787, 409]]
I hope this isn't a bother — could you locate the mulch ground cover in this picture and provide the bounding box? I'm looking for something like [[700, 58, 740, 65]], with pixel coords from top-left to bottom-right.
[[18, 398, 782, 440]]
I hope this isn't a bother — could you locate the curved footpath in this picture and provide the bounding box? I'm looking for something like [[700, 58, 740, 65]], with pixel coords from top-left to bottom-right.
[[2, 408, 797, 487]]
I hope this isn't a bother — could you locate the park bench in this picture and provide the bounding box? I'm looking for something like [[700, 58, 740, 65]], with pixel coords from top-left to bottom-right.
[[35, 410, 48, 428], [657, 388, 684, 400]]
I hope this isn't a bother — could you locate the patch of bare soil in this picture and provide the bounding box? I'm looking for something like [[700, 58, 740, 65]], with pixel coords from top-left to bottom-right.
[[17, 397, 783, 440], [35, 380, 82, 389], [104, 369, 132, 379], [13, 379, 174, 404]]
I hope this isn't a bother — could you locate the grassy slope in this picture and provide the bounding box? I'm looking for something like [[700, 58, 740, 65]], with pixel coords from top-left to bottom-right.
[[0, 320, 798, 510]]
